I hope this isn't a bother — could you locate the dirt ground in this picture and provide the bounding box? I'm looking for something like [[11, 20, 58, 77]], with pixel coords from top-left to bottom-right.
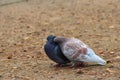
[[0, 0, 120, 80]]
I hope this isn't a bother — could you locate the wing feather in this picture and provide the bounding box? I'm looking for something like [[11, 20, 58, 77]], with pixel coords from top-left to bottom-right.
[[62, 41, 87, 61]]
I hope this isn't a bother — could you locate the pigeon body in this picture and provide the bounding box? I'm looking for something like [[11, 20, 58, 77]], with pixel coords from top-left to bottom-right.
[[54, 36, 106, 65], [44, 35, 70, 64]]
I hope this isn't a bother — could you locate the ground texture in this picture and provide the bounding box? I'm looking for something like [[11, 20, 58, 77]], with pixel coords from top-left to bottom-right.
[[0, 0, 120, 80]]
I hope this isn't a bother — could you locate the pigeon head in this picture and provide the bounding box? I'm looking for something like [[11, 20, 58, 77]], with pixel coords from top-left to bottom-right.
[[47, 35, 56, 41], [80, 48, 106, 65], [44, 35, 70, 64]]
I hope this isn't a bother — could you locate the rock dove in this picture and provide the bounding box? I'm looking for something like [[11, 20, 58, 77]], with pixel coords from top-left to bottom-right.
[[44, 35, 70, 65], [54, 36, 106, 65]]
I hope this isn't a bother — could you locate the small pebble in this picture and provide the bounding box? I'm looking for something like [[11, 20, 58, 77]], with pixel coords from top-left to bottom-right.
[[0, 75, 2, 78], [110, 52, 114, 54], [107, 60, 112, 63], [109, 25, 115, 29], [76, 69, 84, 74], [7, 56, 12, 59]]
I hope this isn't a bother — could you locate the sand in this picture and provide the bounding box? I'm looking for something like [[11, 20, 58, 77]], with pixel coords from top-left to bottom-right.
[[0, 0, 120, 80]]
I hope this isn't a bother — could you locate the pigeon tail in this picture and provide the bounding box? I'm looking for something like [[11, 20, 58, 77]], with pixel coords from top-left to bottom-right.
[[78, 48, 106, 65]]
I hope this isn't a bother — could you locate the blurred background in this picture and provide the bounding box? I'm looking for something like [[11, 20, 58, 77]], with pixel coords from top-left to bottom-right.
[[0, 0, 120, 80]]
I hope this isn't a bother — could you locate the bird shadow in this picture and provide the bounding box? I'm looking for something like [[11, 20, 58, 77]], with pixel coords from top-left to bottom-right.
[[51, 63, 104, 69]]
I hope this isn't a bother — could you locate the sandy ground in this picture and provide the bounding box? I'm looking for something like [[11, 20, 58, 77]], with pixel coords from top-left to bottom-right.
[[0, 0, 120, 80]]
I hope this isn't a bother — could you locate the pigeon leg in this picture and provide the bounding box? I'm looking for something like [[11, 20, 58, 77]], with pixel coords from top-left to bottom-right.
[[70, 61, 85, 68], [75, 62, 85, 67]]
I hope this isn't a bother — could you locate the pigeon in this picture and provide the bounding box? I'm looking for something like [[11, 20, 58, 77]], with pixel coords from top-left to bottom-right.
[[44, 35, 70, 65], [54, 36, 106, 66]]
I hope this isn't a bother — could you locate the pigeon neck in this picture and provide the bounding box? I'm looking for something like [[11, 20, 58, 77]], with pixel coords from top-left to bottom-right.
[[54, 37, 67, 43]]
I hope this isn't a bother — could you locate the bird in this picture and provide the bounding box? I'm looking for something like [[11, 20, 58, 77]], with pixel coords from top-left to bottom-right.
[[44, 35, 70, 66], [54, 36, 106, 66]]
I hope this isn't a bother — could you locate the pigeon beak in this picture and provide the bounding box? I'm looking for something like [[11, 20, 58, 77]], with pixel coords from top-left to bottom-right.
[[81, 54, 106, 65]]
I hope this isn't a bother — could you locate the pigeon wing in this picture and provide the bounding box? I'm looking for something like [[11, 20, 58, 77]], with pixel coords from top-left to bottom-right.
[[62, 41, 88, 61]]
